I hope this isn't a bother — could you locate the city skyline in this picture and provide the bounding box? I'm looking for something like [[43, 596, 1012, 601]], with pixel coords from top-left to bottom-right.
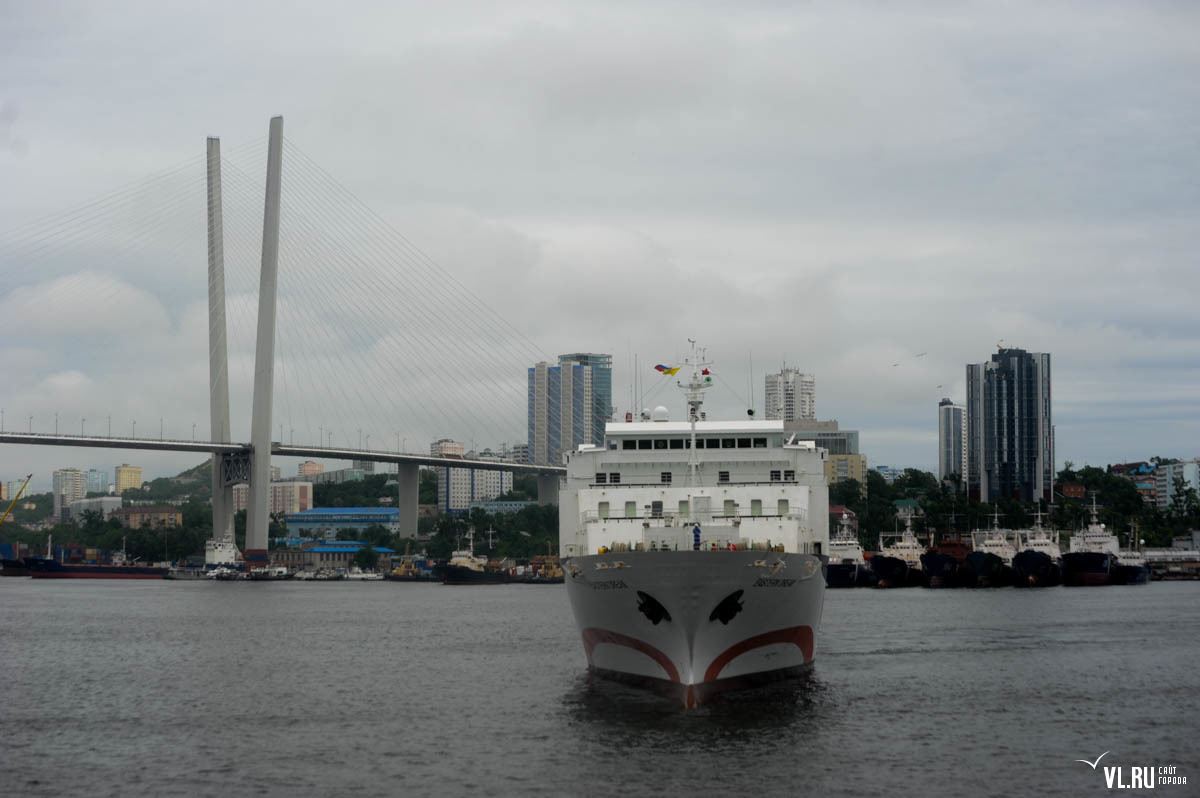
[[2, 4, 1198, 488]]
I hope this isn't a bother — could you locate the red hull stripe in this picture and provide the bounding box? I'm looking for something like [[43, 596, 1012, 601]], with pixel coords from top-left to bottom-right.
[[704, 626, 814, 683], [581, 628, 680, 683]]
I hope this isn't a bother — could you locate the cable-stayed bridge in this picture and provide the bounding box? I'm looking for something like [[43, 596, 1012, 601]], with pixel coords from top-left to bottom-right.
[[0, 116, 564, 564]]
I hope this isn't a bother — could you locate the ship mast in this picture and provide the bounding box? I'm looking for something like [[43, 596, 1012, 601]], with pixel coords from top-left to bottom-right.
[[680, 340, 713, 489]]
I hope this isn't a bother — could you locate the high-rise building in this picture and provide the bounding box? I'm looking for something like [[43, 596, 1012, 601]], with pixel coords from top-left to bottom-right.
[[232, 482, 313, 515], [966, 347, 1053, 503], [298, 461, 324, 477], [765, 368, 815, 421], [784, 419, 858, 455], [527, 353, 612, 466], [1155, 459, 1200, 513], [114, 464, 142, 494], [938, 398, 967, 486], [85, 468, 108, 495], [52, 469, 88, 521]]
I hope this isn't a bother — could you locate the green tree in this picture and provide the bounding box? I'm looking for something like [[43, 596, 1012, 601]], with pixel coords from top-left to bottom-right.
[[353, 546, 380, 571]]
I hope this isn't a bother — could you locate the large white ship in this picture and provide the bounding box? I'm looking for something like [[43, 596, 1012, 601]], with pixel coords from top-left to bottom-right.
[[559, 348, 829, 707]]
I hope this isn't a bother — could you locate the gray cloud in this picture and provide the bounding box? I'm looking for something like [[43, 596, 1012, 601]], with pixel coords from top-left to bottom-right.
[[1, 1, 1198, 489]]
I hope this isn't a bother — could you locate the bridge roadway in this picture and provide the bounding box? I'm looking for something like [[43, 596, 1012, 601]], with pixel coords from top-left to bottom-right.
[[0, 433, 565, 475]]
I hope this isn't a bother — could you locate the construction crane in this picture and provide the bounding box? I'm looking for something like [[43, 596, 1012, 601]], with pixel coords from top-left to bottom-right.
[[0, 474, 33, 527]]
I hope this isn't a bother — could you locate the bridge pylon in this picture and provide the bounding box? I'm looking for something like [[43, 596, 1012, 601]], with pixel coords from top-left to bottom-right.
[[206, 136, 235, 550]]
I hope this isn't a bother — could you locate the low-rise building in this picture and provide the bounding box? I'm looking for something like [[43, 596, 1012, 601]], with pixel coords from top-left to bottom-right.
[[270, 539, 395, 572], [111, 505, 182, 528], [284, 507, 407, 538], [68, 496, 123, 521], [826, 454, 868, 489]]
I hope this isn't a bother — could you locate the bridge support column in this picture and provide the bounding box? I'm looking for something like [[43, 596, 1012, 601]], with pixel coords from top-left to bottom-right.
[[395, 462, 419, 540], [206, 136, 234, 546], [537, 473, 560, 506], [245, 116, 283, 567]]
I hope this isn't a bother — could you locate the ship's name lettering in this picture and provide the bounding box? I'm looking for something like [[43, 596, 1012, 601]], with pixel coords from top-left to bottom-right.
[[590, 579, 629, 590], [753, 577, 796, 588]]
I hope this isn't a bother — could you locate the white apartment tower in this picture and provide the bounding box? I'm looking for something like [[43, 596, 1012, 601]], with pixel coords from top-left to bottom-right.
[[938, 398, 967, 487], [765, 367, 816, 421], [52, 469, 88, 521]]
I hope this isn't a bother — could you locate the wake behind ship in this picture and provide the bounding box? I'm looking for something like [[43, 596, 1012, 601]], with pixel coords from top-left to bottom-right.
[[559, 348, 829, 708]]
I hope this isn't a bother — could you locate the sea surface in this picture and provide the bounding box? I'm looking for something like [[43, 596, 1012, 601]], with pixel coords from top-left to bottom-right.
[[1, 578, 1197, 797]]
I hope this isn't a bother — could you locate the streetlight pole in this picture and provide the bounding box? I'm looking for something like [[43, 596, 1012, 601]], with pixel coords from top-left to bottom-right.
[[358, 428, 362, 449], [365, 434, 370, 450], [107, 415, 111, 437], [54, 412, 58, 435], [81, 417, 85, 436], [28, 415, 33, 432], [132, 420, 136, 438], [192, 423, 196, 441], [160, 417, 163, 440]]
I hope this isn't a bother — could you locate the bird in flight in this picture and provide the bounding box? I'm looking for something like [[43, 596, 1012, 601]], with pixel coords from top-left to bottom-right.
[[1074, 752, 1109, 770]]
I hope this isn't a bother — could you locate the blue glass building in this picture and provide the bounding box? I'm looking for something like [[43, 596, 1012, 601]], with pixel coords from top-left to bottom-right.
[[527, 353, 612, 465]]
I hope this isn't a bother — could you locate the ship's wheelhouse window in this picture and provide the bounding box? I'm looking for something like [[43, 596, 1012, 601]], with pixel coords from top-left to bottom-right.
[[624, 501, 637, 518], [609, 472, 621, 484], [770, 470, 781, 482], [622, 439, 636, 450], [777, 499, 789, 515], [721, 438, 735, 449], [668, 438, 683, 450], [753, 438, 767, 448], [660, 472, 672, 484], [751, 499, 763, 516], [654, 439, 668, 450], [637, 439, 652, 450], [705, 439, 721, 449], [595, 472, 607, 484], [737, 437, 751, 448], [784, 469, 795, 481], [598, 502, 609, 519], [718, 471, 730, 483]]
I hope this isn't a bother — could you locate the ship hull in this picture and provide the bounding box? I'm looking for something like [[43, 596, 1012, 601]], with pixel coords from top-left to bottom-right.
[[1111, 563, 1150, 585], [441, 564, 507, 585], [563, 551, 824, 708], [1061, 552, 1112, 586], [824, 561, 860, 588], [964, 551, 1014, 588], [25, 558, 167, 579], [1012, 550, 1062, 587], [1, 558, 30, 577], [919, 551, 959, 588], [868, 555, 909, 588]]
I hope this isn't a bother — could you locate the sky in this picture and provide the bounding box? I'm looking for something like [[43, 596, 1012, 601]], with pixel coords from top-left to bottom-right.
[[1, 1, 1198, 492]]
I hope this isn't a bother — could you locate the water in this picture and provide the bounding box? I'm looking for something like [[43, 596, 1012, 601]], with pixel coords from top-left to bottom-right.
[[1, 580, 1197, 797]]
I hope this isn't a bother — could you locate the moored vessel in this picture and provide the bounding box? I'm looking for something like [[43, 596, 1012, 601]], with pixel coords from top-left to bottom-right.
[[560, 347, 828, 707], [826, 513, 873, 588], [1012, 512, 1063, 587], [920, 531, 971, 588], [1062, 498, 1117, 587], [442, 530, 507, 585], [871, 518, 926, 588], [964, 514, 1017, 587]]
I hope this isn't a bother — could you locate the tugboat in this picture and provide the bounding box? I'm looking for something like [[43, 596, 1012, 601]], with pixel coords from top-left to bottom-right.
[[871, 518, 926, 588], [1012, 511, 1063, 587], [1062, 498, 1117, 587], [826, 513, 873, 587], [442, 529, 507, 585], [964, 513, 1016, 587]]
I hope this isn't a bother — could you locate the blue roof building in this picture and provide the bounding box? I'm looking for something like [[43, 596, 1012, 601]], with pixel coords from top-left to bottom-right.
[[284, 507, 404, 538]]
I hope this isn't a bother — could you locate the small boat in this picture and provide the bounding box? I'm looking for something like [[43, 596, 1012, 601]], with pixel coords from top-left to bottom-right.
[[442, 529, 507, 585]]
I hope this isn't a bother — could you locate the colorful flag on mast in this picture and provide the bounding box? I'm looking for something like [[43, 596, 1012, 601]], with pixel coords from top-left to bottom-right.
[[654, 364, 680, 375]]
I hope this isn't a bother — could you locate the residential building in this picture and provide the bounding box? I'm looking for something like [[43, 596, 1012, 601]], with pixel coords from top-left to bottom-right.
[[938, 398, 967, 486], [53, 469, 88, 521], [298, 461, 324, 477], [765, 367, 816, 421], [232, 482, 313, 515], [527, 353, 613, 466], [111, 505, 182, 528], [270, 465, 281, 481], [503, 442, 529, 464], [966, 347, 1053, 503], [68, 496, 123, 521], [352, 460, 375, 474], [873, 465, 902, 483], [432, 443, 513, 514], [826, 454, 868, 489], [114, 464, 142, 494], [85, 468, 108, 495], [281, 467, 364, 486], [1156, 459, 1200, 513], [1060, 482, 1087, 500]]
